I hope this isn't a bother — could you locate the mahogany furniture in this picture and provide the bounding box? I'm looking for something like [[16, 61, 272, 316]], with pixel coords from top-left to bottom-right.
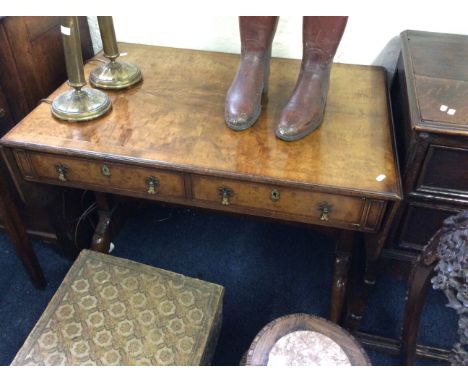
[[365, 30, 468, 363], [401, 211, 468, 366], [0, 16, 94, 270], [0, 16, 93, 133], [386, 30, 468, 267], [245, 314, 370, 365], [0, 43, 402, 324], [11, 249, 224, 365]]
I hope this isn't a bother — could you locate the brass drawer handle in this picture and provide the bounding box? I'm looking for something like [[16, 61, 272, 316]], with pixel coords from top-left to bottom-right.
[[318, 202, 333, 221], [55, 164, 68, 182], [101, 164, 111, 177], [218, 187, 234, 206], [270, 189, 280, 202], [145, 176, 160, 195]]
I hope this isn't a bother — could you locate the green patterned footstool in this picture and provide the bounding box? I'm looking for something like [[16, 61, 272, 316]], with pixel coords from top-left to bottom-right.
[[11, 250, 224, 366]]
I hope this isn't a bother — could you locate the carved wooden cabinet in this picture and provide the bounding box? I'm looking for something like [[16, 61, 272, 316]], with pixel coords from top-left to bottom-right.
[[0, 16, 94, 255], [386, 30, 468, 265]]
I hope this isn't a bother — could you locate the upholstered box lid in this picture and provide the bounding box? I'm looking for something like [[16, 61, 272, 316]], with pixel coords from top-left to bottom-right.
[[12, 250, 224, 366]]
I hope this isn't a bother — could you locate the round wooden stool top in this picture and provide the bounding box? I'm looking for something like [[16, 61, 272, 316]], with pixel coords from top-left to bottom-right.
[[245, 314, 371, 366]]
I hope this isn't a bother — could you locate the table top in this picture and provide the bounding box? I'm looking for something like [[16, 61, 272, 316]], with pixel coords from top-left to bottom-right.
[[1, 43, 401, 200], [401, 30, 468, 137]]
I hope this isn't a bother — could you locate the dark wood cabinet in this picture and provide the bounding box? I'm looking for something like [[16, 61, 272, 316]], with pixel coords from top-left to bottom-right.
[[0, 16, 95, 255], [0, 16, 93, 124], [374, 30, 468, 363], [385, 30, 468, 268]]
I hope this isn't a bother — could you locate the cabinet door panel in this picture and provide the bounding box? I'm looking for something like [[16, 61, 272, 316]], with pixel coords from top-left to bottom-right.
[[417, 145, 468, 197], [397, 200, 462, 251]]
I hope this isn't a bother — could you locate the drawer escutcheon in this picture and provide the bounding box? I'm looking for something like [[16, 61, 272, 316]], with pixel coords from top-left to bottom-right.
[[270, 189, 280, 202]]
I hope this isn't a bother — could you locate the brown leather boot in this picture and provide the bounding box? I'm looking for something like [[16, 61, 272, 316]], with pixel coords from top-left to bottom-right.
[[276, 16, 348, 141], [225, 16, 279, 131]]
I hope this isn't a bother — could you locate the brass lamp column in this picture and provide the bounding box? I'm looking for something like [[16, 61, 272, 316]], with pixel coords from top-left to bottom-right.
[[51, 16, 111, 122], [89, 16, 142, 89]]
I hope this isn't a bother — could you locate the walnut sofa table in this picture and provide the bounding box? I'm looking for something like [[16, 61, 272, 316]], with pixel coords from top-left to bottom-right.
[[0, 43, 402, 326]]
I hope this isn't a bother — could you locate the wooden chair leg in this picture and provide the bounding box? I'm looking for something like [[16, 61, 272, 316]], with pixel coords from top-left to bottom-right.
[[400, 258, 436, 365]]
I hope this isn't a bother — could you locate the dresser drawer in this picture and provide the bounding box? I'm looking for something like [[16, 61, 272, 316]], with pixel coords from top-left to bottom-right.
[[14, 150, 185, 199], [416, 144, 468, 197], [396, 199, 462, 252], [191, 175, 385, 231]]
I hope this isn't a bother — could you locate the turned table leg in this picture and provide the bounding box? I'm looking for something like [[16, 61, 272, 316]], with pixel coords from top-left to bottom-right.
[[330, 230, 355, 323], [345, 255, 380, 333], [345, 200, 401, 332], [91, 192, 113, 253]]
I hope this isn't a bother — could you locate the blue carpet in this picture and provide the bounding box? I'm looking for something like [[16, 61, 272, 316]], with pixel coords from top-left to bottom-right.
[[0, 204, 458, 365]]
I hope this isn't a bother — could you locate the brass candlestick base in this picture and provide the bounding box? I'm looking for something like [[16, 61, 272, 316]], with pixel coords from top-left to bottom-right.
[[51, 87, 112, 122], [89, 60, 142, 89]]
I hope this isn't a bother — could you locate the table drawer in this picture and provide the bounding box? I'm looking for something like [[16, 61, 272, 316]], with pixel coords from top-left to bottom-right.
[[191, 175, 385, 231], [15, 150, 185, 199]]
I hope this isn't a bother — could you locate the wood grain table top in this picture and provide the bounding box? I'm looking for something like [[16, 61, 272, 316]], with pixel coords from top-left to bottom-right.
[[1, 43, 401, 200]]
